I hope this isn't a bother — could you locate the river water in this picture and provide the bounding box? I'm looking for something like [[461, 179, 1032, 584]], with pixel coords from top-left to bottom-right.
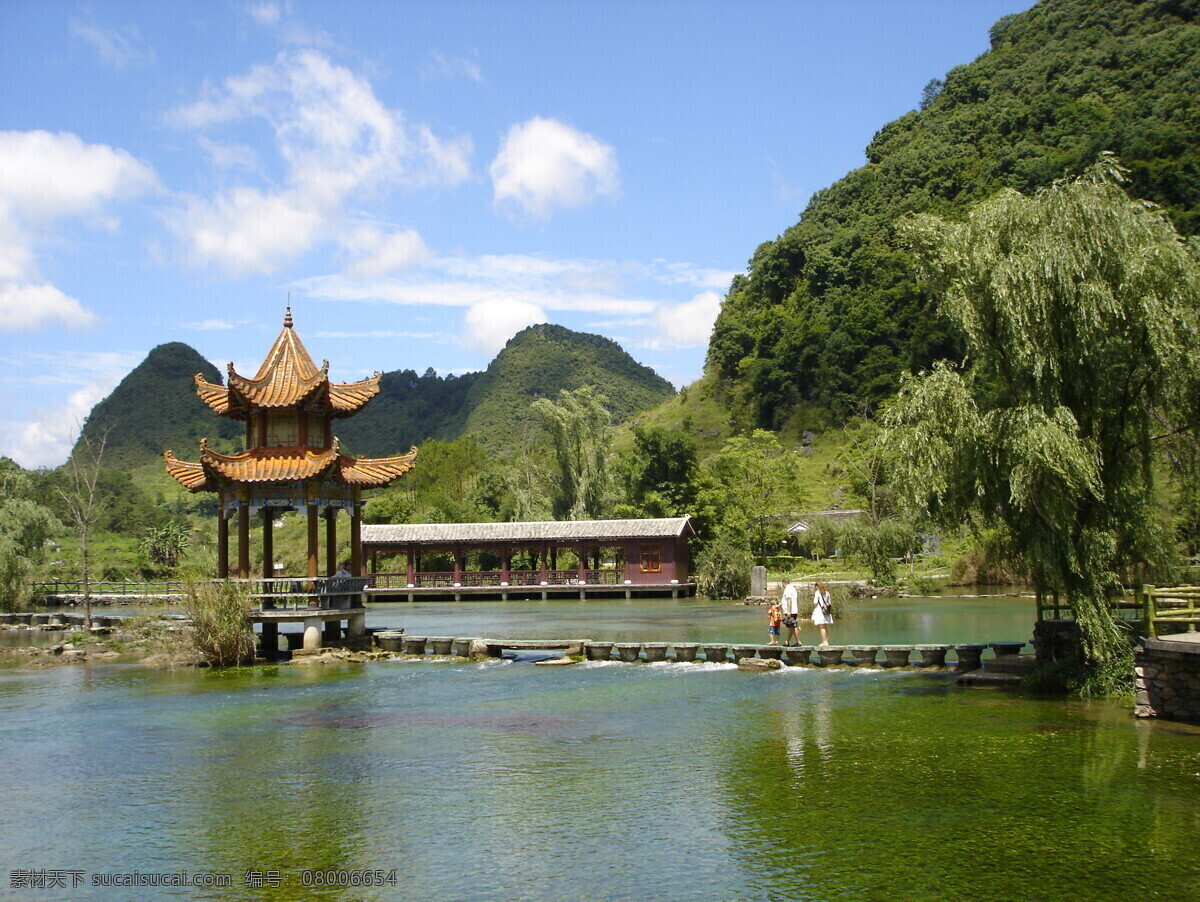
[[2, 595, 1198, 901]]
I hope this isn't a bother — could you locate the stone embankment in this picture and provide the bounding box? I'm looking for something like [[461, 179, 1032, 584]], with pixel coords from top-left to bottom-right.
[[1135, 633, 1200, 724]]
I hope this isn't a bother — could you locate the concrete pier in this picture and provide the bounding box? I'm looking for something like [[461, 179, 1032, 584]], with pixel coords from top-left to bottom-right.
[[615, 643, 642, 663], [816, 647, 846, 667], [429, 637, 454, 655], [850, 647, 879, 666], [674, 644, 699, 662], [703, 644, 729, 663], [584, 641, 613, 660], [784, 647, 813, 666], [758, 645, 783, 660], [954, 644, 987, 671], [731, 645, 758, 660], [882, 647, 912, 667], [643, 643, 668, 662], [403, 636, 428, 655], [917, 646, 950, 667]]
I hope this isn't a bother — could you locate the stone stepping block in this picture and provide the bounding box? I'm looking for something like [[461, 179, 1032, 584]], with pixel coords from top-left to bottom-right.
[[615, 643, 642, 663], [731, 645, 759, 660], [990, 641, 1026, 656], [954, 644, 988, 671], [849, 647, 879, 666], [376, 630, 405, 652], [758, 645, 784, 660], [428, 637, 454, 655], [673, 644, 699, 663], [451, 637, 473, 657], [916, 645, 950, 667], [783, 647, 813, 666], [881, 647, 914, 667], [402, 636, 428, 655], [584, 641, 614, 661], [643, 643, 669, 663], [703, 644, 729, 663], [815, 647, 847, 667]]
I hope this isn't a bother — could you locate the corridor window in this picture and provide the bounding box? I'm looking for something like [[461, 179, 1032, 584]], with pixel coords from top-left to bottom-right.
[[639, 545, 661, 573]]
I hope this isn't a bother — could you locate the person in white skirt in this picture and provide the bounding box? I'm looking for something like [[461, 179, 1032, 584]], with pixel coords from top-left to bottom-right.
[[812, 581, 833, 646]]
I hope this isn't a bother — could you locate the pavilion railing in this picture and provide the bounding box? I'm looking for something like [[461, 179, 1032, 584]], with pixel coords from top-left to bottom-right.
[[368, 569, 628, 590], [34, 579, 187, 598], [1142, 585, 1200, 638]]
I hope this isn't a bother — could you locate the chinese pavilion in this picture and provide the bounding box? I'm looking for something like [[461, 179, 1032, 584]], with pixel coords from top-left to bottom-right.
[[164, 309, 417, 582]]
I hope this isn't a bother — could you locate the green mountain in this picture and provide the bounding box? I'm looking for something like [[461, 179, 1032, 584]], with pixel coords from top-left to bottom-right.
[[342, 323, 676, 455], [461, 324, 676, 451], [79, 325, 675, 466], [76, 342, 241, 469], [708, 0, 1200, 430]]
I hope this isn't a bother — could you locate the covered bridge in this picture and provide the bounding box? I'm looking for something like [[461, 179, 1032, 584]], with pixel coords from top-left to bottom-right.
[[362, 517, 695, 600]]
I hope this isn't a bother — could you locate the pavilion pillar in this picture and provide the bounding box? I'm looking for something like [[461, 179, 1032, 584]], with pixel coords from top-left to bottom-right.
[[539, 543, 548, 583], [237, 503, 250, 580], [325, 508, 337, 575], [578, 543, 587, 583], [307, 504, 319, 579], [453, 544, 462, 585], [217, 511, 229, 579], [351, 494, 363, 577], [370, 549, 378, 574], [501, 543, 510, 584], [406, 548, 415, 586], [261, 508, 274, 580]]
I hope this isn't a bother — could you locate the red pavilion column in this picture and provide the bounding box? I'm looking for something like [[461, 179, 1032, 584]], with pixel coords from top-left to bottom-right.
[[261, 508, 274, 579], [217, 509, 229, 579], [306, 503, 319, 578], [350, 492, 363, 577], [237, 502, 250, 580], [325, 508, 337, 575]]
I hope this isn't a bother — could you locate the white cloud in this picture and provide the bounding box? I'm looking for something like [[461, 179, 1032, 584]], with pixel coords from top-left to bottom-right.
[[649, 290, 723, 349], [463, 299, 547, 355], [421, 50, 484, 83], [345, 227, 431, 278], [490, 117, 619, 220], [69, 19, 155, 69], [0, 130, 158, 225], [182, 319, 237, 330], [0, 283, 98, 333], [0, 130, 157, 334], [181, 187, 325, 276], [167, 49, 473, 275], [247, 1, 286, 27], [294, 253, 736, 320]]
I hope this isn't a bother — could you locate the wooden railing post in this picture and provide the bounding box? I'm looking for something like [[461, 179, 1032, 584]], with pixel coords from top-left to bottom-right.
[[1145, 585, 1157, 638]]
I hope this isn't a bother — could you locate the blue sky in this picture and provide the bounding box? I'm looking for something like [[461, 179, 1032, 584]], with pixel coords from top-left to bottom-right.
[[0, 0, 1033, 467]]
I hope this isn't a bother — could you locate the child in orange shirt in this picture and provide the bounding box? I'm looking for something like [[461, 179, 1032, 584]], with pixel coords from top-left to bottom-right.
[[767, 602, 783, 645]]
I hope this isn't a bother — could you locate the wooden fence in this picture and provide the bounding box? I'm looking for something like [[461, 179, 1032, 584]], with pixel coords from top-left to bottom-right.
[[1143, 585, 1200, 638]]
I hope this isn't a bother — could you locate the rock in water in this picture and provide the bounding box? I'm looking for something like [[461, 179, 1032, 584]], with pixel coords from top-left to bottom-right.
[[737, 657, 782, 672]]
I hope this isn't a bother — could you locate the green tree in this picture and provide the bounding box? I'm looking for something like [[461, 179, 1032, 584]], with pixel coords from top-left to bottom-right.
[[59, 424, 111, 627], [139, 521, 191, 571], [0, 460, 62, 611], [531, 386, 614, 520], [618, 424, 700, 518], [884, 157, 1200, 685], [702, 430, 803, 560]]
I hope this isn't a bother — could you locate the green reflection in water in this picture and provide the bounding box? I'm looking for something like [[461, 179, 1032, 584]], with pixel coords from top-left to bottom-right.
[[2, 633, 1199, 901]]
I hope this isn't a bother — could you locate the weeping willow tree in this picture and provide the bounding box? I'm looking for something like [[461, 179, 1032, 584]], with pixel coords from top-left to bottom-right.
[[531, 386, 613, 520], [883, 155, 1200, 683]]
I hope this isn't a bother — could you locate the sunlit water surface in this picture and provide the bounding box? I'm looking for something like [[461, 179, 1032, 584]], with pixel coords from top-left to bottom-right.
[[2, 596, 1198, 901]]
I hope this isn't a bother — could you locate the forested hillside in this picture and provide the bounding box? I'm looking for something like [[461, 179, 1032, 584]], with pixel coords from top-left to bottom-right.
[[461, 324, 675, 453], [77, 342, 241, 468], [708, 0, 1200, 428]]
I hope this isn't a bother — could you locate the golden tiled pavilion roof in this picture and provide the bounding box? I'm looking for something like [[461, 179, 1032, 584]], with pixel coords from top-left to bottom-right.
[[164, 440, 418, 493], [194, 309, 381, 418]]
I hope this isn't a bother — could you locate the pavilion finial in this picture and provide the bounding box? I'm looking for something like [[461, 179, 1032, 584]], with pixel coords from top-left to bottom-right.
[[284, 306, 293, 329]]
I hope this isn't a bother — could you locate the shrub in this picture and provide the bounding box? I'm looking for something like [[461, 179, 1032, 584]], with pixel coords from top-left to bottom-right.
[[694, 535, 753, 600], [182, 580, 256, 667]]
